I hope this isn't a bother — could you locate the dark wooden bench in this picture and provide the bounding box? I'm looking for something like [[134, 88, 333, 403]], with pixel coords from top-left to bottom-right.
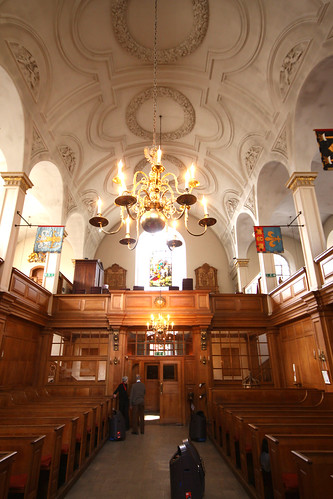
[[266, 433, 333, 499], [0, 451, 17, 498], [291, 450, 333, 499], [249, 422, 333, 499], [0, 415, 78, 487], [0, 424, 64, 499], [0, 407, 90, 469], [0, 434, 45, 499]]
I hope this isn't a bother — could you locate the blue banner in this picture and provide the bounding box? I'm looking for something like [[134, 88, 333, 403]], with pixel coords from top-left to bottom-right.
[[254, 226, 284, 253], [33, 226, 65, 253]]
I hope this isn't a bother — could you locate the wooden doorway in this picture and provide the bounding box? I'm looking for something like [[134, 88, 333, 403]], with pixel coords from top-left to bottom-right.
[[143, 359, 183, 424]]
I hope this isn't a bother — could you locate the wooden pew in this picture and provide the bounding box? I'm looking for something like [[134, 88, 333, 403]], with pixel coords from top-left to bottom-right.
[[0, 434, 45, 499], [225, 407, 333, 467], [0, 424, 64, 499], [6, 391, 106, 452], [0, 407, 90, 469], [0, 451, 17, 498], [266, 434, 333, 499], [249, 423, 333, 499], [0, 415, 78, 487], [291, 450, 333, 499], [232, 412, 333, 473]]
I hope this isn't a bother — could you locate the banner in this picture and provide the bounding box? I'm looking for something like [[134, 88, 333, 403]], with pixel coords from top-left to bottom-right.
[[33, 226, 65, 253], [254, 226, 284, 253], [314, 129, 333, 170]]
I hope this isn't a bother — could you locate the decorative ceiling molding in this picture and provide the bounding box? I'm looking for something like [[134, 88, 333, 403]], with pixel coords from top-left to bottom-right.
[[244, 145, 263, 176], [8, 42, 40, 100], [279, 42, 307, 99], [58, 145, 77, 174], [272, 124, 288, 158], [244, 186, 256, 216], [81, 192, 99, 216], [31, 125, 48, 158], [126, 86, 195, 140], [110, 0, 209, 63]]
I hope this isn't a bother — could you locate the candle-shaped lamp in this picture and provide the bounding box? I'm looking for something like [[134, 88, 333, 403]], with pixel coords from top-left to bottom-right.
[[126, 216, 130, 234], [202, 196, 208, 216], [156, 146, 162, 164], [185, 170, 190, 189], [97, 197, 102, 216], [190, 163, 195, 181]]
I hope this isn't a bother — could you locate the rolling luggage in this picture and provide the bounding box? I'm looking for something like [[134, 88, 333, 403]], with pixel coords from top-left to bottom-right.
[[170, 438, 205, 499], [189, 411, 206, 442], [109, 409, 126, 441]]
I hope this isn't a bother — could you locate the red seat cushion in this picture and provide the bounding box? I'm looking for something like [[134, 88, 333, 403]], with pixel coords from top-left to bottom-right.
[[41, 454, 52, 469], [282, 472, 298, 491], [10, 473, 28, 491], [61, 443, 70, 454]]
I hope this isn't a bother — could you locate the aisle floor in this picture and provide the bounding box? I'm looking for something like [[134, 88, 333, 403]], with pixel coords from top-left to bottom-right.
[[64, 423, 251, 499]]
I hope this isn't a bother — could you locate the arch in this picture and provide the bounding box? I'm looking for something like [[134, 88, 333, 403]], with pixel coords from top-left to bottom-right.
[[235, 212, 256, 258], [257, 161, 294, 225], [14, 161, 64, 277], [293, 55, 333, 242], [0, 66, 25, 172], [135, 228, 186, 290]]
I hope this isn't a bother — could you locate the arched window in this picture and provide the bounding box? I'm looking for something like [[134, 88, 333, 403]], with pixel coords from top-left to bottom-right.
[[135, 228, 186, 290], [273, 254, 290, 283]]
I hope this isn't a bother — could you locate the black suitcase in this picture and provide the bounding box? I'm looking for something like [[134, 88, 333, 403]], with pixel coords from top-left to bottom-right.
[[170, 438, 205, 499], [109, 410, 126, 441], [189, 411, 206, 442]]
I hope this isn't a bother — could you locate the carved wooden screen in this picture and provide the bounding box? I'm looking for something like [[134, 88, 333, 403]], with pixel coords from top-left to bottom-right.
[[195, 263, 218, 292], [104, 263, 127, 290]]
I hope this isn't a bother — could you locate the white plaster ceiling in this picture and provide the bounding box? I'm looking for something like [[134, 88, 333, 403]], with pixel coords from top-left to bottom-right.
[[0, 0, 333, 259]]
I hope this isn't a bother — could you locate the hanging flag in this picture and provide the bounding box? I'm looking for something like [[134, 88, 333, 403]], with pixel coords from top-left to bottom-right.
[[254, 226, 284, 253], [314, 129, 333, 170], [33, 226, 65, 253]]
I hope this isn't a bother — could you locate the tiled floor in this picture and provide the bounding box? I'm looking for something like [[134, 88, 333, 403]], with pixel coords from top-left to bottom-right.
[[64, 423, 250, 499]]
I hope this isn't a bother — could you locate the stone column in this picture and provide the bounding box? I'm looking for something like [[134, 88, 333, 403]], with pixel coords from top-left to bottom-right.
[[286, 172, 325, 290], [0, 172, 33, 291], [258, 253, 279, 294], [232, 259, 249, 292]]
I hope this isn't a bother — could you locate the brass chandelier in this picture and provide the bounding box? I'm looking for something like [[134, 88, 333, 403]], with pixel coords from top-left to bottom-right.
[[89, 0, 216, 249], [147, 312, 174, 337]]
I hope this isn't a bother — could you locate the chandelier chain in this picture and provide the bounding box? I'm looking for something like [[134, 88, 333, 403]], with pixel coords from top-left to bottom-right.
[[152, 0, 158, 147]]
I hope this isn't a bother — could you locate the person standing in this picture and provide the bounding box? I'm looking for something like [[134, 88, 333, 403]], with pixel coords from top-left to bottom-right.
[[129, 374, 145, 435], [113, 375, 129, 430]]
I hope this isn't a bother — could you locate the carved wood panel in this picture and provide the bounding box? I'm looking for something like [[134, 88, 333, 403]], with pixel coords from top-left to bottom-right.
[[195, 263, 219, 293], [104, 264, 127, 290]]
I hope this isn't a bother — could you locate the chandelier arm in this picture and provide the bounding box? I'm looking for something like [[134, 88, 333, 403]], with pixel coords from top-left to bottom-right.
[[133, 170, 149, 187], [161, 172, 187, 195], [125, 204, 141, 221], [184, 209, 208, 237], [99, 218, 124, 235]]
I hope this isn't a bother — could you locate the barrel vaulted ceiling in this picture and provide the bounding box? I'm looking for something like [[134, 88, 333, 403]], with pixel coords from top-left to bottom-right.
[[1, 0, 333, 260]]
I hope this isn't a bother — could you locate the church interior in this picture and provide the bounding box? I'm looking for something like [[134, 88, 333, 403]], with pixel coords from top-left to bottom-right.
[[0, 0, 333, 497]]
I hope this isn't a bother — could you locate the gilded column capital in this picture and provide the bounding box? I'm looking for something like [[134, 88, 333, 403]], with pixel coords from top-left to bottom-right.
[[286, 171, 318, 192], [233, 258, 249, 268], [0, 172, 33, 193]]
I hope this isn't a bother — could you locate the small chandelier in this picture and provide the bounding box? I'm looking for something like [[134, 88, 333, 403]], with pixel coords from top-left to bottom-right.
[[147, 312, 174, 337], [89, 0, 216, 249]]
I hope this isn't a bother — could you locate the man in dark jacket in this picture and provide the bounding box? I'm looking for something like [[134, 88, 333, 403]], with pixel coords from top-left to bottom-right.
[[129, 374, 145, 434], [113, 376, 129, 430]]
